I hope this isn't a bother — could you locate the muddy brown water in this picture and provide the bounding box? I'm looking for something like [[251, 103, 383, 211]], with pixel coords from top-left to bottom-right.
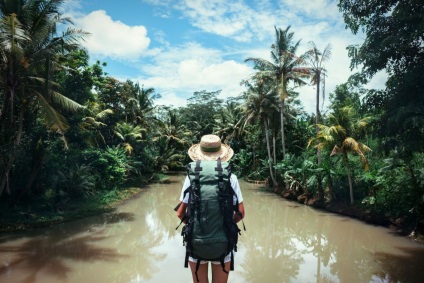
[[1, 174, 423, 283]]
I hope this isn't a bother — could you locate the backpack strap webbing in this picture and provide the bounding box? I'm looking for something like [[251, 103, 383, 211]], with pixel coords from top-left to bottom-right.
[[219, 257, 229, 275], [226, 164, 246, 232], [184, 251, 189, 268], [230, 251, 234, 270], [215, 157, 224, 190], [194, 160, 202, 222], [195, 259, 201, 282], [183, 163, 193, 200]]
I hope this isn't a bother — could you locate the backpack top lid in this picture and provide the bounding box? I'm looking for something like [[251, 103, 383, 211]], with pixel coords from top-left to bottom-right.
[[188, 159, 230, 184]]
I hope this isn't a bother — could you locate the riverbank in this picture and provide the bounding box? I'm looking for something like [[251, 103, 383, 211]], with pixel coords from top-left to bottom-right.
[[0, 187, 146, 233], [272, 186, 424, 244]]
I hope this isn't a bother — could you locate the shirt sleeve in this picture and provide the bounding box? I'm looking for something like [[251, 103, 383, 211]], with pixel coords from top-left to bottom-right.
[[230, 174, 243, 204], [180, 176, 190, 203]]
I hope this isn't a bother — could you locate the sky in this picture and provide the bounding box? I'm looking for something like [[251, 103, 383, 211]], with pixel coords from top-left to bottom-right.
[[61, 0, 387, 114]]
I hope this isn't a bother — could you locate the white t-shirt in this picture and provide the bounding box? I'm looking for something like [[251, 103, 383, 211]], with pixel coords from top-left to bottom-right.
[[179, 174, 243, 205]]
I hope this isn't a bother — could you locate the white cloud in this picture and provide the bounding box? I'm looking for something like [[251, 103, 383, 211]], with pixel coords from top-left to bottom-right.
[[137, 43, 252, 104], [152, 0, 340, 44], [67, 0, 387, 114], [155, 91, 187, 108], [282, 0, 340, 20], [181, 0, 253, 41], [74, 10, 151, 60], [159, 0, 278, 42]]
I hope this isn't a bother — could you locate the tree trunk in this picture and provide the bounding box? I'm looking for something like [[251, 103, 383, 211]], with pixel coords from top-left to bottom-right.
[[0, 162, 12, 196], [280, 99, 286, 159], [17, 144, 46, 202], [280, 99, 289, 189], [343, 152, 354, 205], [316, 72, 324, 201], [316, 72, 322, 163], [0, 89, 21, 197], [264, 119, 278, 187], [272, 127, 276, 177]]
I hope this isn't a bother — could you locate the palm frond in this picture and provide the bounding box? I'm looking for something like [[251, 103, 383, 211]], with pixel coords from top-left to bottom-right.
[[49, 89, 83, 112], [34, 90, 69, 134], [96, 109, 113, 119]]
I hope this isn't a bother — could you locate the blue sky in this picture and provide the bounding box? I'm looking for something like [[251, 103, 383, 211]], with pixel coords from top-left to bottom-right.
[[62, 0, 386, 113]]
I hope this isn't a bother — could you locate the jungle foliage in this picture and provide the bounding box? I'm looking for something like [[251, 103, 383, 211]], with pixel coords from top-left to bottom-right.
[[0, 0, 423, 235]]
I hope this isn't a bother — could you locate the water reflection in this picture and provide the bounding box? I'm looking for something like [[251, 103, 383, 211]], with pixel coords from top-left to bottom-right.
[[0, 175, 423, 283], [239, 191, 303, 282], [0, 178, 182, 283], [236, 185, 424, 283], [0, 212, 134, 282]]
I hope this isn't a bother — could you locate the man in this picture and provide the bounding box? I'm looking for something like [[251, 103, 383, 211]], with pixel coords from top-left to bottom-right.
[[176, 134, 245, 283]]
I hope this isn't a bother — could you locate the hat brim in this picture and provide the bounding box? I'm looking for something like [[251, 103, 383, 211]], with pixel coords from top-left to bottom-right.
[[188, 143, 234, 162]]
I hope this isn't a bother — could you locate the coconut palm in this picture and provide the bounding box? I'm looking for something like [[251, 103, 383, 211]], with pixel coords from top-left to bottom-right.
[[305, 41, 332, 200], [0, 0, 87, 196], [153, 109, 191, 150], [213, 100, 245, 144], [80, 104, 114, 147], [125, 83, 158, 129], [153, 147, 185, 172], [241, 78, 279, 186], [309, 106, 372, 204], [245, 26, 309, 160], [114, 122, 145, 155], [306, 42, 332, 127]]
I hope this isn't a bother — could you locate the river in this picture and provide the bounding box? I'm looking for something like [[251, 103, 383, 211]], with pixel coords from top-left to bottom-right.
[[0, 173, 423, 283]]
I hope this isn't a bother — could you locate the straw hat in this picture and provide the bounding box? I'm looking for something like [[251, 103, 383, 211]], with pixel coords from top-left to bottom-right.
[[188, 134, 234, 162]]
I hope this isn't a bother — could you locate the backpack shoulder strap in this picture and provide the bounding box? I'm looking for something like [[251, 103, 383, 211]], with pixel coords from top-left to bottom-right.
[[225, 163, 246, 232], [215, 158, 225, 190], [193, 160, 202, 222]]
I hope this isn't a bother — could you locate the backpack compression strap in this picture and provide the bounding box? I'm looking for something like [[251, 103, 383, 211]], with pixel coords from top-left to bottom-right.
[[215, 158, 232, 274], [194, 160, 202, 222], [181, 161, 203, 270]]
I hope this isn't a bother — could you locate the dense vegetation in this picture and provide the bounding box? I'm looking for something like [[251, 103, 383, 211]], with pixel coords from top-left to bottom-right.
[[0, 0, 423, 237]]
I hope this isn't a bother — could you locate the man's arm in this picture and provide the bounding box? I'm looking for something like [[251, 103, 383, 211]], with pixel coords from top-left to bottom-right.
[[176, 201, 188, 224], [234, 202, 245, 223]]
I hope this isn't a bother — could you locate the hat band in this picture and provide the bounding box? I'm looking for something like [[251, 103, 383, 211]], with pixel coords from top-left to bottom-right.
[[200, 145, 221, 153]]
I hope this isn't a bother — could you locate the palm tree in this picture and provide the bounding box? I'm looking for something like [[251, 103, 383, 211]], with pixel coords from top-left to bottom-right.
[[213, 100, 245, 144], [153, 147, 185, 172], [309, 106, 372, 204], [0, 0, 87, 196], [114, 122, 145, 155], [241, 78, 279, 186], [305, 41, 332, 201], [152, 109, 191, 171], [153, 109, 191, 150], [125, 83, 158, 128], [306, 42, 332, 127], [80, 107, 113, 147], [245, 26, 309, 160]]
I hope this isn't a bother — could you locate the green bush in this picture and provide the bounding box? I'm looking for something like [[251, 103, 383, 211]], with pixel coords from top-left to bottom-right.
[[53, 164, 96, 199], [373, 153, 424, 224], [80, 146, 129, 190], [43, 146, 131, 202], [230, 149, 253, 177]]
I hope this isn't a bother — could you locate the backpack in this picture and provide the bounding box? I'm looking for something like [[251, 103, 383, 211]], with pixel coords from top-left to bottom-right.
[[176, 158, 244, 282]]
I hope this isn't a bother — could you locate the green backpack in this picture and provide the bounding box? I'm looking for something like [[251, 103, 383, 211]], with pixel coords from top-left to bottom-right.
[[176, 159, 244, 281]]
